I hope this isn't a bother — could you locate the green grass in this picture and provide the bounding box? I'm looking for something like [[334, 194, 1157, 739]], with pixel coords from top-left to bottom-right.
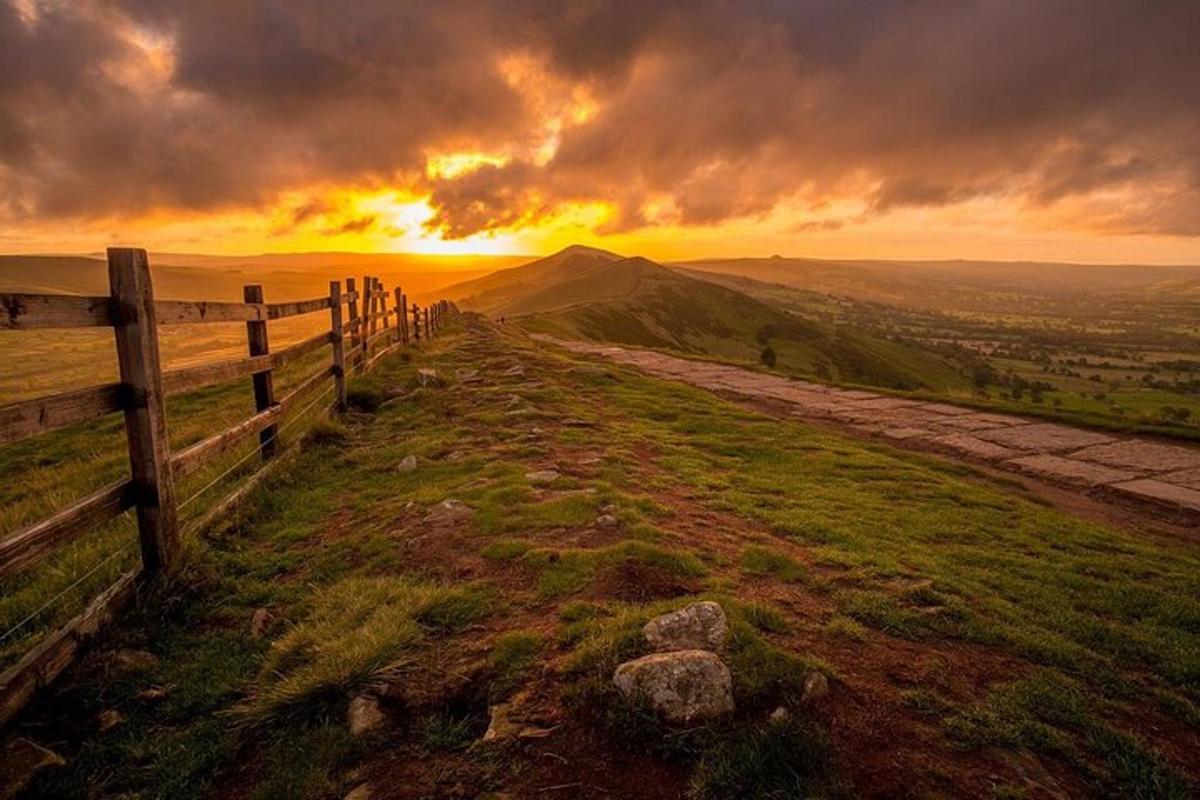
[[10, 313, 1200, 798]]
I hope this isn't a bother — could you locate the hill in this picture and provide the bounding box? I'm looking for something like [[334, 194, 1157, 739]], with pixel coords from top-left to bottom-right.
[[445, 246, 969, 391]]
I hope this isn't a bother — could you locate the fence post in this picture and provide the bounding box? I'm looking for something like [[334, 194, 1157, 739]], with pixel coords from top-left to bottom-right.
[[361, 274, 373, 363], [329, 280, 347, 410], [412, 303, 421, 342], [345, 277, 361, 372], [424, 306, 431, 339], [107, 248, 180, 577], [400, 287, 410, 345], [379, 279, 390, 337], [243, 285, 277, 460]]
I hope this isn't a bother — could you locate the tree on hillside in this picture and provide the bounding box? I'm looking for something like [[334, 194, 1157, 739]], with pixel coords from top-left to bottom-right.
[[760, 346, 777, 368]]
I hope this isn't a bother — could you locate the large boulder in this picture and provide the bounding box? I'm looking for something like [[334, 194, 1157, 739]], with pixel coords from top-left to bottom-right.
[[643, 602, 729, 653], [612, 650, 734, 724]]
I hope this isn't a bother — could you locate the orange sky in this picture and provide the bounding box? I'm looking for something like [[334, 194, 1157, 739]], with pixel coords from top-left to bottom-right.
[[2, 2, 1198, 266]]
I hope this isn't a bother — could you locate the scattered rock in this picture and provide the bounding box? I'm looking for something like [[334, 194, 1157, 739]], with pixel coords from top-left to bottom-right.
[[347, 694, 385, 736], [801, 671, 829, 704], [97, 709, 125, 732], [613, 650, 735, 724], [596, 514, 618, 529], [0, 738, 65, 797], [526, 469, 561, 485], [482, 702, 556, 742], [344, 783, 372, 800], [397, 455, 418, 473], [643, 602, 729, 653], [424, 499, 472, 524], [137, 686, 170, 701], [250, 608, 274, 638], [769, 705, 790, 724], [110, 649, 158, 672], [417, 368, 441, 387]]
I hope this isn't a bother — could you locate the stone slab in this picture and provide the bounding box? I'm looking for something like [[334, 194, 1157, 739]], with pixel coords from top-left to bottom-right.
[[1107, 479, 1200, 513], [1162, 468, 1200, 490], [939, 415, 1013, 431], [882, 427, 937, 440], [916, 402, 977, 416], [844, 397, 923, 411], [931, 433, 1020, 462], [975, 423, 1114, 453], [1068, 440, 1200, 473], [1004, 455, 1140, 487]]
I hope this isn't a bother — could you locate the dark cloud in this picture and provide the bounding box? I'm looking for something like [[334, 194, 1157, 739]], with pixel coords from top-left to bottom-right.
[[1, 0, 1198, 237]]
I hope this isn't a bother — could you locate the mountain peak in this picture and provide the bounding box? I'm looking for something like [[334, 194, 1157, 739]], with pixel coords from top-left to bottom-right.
[[552, 244, 623, 260]]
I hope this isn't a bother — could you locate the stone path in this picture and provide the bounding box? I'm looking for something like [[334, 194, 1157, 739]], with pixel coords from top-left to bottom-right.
[[535, 336, 1200, 521]]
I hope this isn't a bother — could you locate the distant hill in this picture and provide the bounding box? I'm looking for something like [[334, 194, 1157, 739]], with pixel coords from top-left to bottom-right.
[[446, 246, 969, 391], [0, 252, 521, 302]]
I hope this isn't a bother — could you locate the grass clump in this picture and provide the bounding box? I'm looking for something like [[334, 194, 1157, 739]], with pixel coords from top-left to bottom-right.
[[740, 545, 806, 582], [526, 541, 705, 598], [301, 419, 350, 448], [241, 577, 491, 724], [488, 630, 545, 699], [688, 719, 838, 800], [345, 384, 384, 412], [479, 539, 531, 560], [420, 712, 475, 752]]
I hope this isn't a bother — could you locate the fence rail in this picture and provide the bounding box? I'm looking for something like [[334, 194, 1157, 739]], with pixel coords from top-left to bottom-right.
[[0, 247, 452, 725]]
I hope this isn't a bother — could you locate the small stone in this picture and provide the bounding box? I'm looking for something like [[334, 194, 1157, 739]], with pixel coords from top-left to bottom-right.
[[526, 469, 561, 485], [344, 783, 372, 800], [110, 649, 158, 671], [0, 738, 65, 798], [97, 709, 125, 732], [643, 602, 729, 653], [397, 455, 418, 473], [424, 499, 472, 524], [250, 608, 274, 638], [769, 705, 790, 724], [347, 694, 385, 736], [482, 701, 555, 742], [596, 514, 618, 529], [613, 650, 735, 724], [801, 671, 829, 704], [417, 368, 441, 387], [137, 686, 170, 701]]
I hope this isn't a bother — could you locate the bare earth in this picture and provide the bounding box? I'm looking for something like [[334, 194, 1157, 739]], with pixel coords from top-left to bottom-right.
[[534, 336, 1200, 525]]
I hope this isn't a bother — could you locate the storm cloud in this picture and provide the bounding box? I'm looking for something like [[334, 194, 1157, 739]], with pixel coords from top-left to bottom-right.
[[2, 0, 1198, 237]]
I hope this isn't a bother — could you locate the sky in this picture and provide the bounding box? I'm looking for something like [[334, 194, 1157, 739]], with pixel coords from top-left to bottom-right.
[[1, 0, 1199, 264]]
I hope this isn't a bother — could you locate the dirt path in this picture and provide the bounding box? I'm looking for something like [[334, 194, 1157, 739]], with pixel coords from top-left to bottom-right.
[[534, 336, 1200, 530]]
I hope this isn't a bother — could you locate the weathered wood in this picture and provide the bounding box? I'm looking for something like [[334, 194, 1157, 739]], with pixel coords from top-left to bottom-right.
[[346, 277, 361, 353], [243, 285, 277, 461], [159, 330, 332, 397], [378, 279, 390, 331], [266, 296, 331, 320], [0, 383, 123, 445], [154, 299, 266, 325], [361, 274, 374, 363], [108, 248, 179, 576], [424, 306, 431, 339], [412, 303, 421, 342], [0, 569, 138, 726], [0, 481, 132, 578], [329, 281, 347, 411], [171, 365, 333, 479], [400, 287, 410, 345], [0, 293, 114, 330]]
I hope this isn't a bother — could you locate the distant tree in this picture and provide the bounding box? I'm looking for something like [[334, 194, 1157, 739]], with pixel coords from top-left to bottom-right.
[[760, 346, 777, 368], [972, 363, 995, 391]]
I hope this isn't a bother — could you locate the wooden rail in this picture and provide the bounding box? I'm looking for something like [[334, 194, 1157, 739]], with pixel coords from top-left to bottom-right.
[[0, 248, 453, 726]]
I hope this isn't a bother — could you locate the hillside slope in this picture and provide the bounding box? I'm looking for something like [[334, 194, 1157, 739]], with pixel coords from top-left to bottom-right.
[[447, 246, 968, 391]]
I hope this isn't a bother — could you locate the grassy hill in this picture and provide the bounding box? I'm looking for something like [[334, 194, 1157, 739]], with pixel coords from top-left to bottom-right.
[[446, 246, 970, 392]]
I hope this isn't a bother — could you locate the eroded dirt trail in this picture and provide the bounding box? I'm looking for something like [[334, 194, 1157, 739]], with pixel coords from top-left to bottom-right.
[[535, 335, 1200, 530]]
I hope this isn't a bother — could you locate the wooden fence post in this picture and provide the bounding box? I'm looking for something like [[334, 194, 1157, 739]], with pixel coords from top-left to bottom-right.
[[346, 277, 360, 371], [378, 279, 390, 336], [361, 274, 373, 362], [412, 303, 421, 342], [400, 287, 410, 345], [329, 280, 347, 410], [424, 306, 431, 339], [243, 285, 277, 460], [107, 248, 180, 576]]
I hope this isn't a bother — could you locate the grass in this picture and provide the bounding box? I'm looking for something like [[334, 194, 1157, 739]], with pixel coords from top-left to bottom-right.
[[9, 312, 1200, 798]]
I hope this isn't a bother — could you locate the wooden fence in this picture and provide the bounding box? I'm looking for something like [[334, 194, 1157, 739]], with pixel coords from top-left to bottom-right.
[[0, 247, 451, 725]]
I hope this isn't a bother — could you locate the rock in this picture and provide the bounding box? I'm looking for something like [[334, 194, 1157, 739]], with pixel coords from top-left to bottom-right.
[[801, 671, 829, 704], [643, 602, 729, 653], [250, 608, 274, 638], [417, 368, 441, 387], [424, 499, 472, 524], [344, 783, 372, 800], [98, 709, 125, 732], [347, 694, 385, 736], [137, 686, 170, 701], [397, 455, 418, 473], [0, 738, 65, 797], [110, 649, 158, 671], [613, 650, 734, 724], [596, 514, 618, 529], [769, 705, 790, 724], [526, 469, 561, 485], [482, 702, 556, 742]]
